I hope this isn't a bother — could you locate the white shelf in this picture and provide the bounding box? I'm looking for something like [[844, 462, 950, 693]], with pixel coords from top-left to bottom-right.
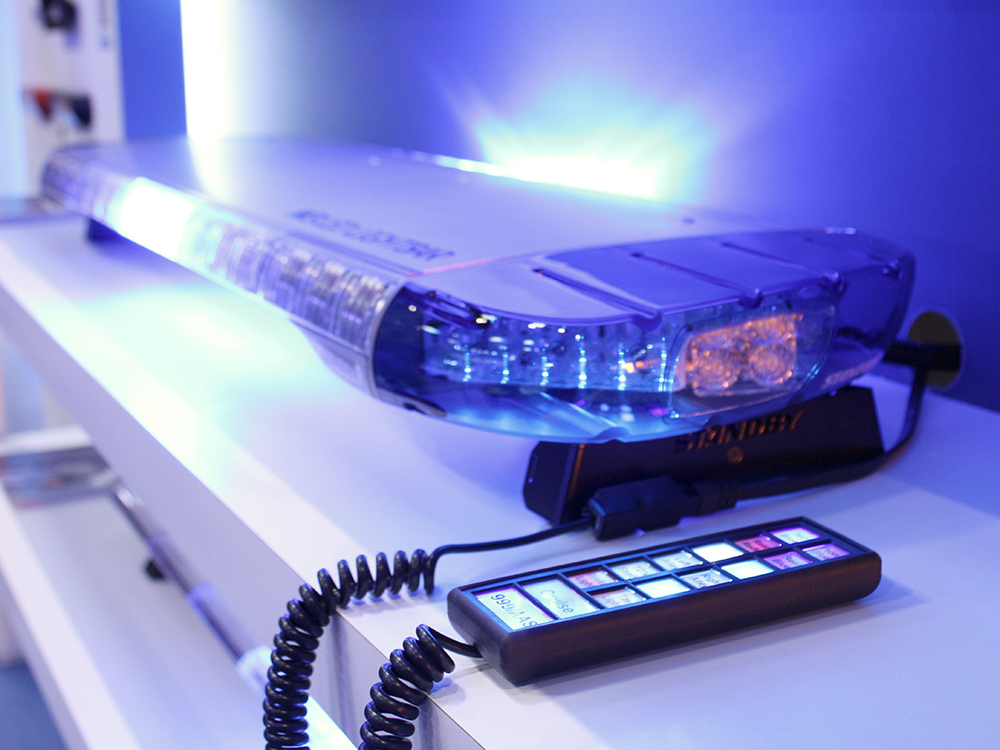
[[2, 216, 1000, 749], [0, 431, 262, 750]]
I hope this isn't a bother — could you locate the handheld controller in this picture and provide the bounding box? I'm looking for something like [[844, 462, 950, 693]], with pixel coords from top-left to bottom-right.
[[448, 517, 881, 683]]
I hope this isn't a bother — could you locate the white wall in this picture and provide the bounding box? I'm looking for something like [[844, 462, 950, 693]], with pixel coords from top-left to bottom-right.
[[0, 0, 28, 196]]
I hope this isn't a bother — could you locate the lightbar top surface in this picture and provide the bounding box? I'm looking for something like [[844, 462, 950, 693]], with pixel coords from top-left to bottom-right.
[[44, 138, 775, 272]]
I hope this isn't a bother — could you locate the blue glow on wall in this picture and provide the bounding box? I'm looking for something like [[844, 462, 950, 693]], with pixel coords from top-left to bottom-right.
[[118, 0, 186, 138], [467, 73, 716, 201]]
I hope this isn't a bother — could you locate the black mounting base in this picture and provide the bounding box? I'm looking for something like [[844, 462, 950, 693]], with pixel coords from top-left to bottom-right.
[[523, 385, 884, 527]]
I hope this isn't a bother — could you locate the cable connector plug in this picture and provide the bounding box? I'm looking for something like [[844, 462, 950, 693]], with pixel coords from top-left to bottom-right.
[[587, 476, 743, 540]]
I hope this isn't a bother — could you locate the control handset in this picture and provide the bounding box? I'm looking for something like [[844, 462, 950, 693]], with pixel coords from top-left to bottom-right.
[[448, 517, 881, 683]]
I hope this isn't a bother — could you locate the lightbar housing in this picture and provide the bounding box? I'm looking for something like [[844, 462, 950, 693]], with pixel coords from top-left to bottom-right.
[[43, 139, 914, 442]]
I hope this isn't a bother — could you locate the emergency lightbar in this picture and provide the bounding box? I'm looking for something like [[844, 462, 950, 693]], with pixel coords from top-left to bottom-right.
[[43, 138, 914, 442]]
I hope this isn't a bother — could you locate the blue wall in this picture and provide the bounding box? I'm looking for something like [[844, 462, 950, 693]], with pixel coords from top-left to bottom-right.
[[196, 2, 1000, 411], [118, 0, 186, 138]]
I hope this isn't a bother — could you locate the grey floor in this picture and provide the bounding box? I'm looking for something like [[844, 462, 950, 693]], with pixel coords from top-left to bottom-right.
[[0, 663, 66, 750]]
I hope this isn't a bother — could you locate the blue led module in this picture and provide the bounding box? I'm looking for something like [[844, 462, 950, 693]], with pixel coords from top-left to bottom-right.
[[43, 139, 914, 442]]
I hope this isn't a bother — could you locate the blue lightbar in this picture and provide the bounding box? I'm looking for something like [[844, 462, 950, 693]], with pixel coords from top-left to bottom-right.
[[43, 138, 914, 441]]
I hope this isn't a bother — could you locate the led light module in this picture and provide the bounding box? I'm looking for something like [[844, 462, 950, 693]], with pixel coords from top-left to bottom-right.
[[43, 139, 914, 441]]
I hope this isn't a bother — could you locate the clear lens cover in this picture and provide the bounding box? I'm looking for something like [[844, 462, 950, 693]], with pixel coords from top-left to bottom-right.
[[375, 288, 837, 440]]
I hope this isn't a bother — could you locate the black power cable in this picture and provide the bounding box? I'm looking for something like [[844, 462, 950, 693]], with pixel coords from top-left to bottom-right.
[[697, 343, 943, 495]]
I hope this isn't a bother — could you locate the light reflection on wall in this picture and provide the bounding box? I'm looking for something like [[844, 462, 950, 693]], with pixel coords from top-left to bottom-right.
[[463, 74, 717, 202], [179, 0, 232, 139]]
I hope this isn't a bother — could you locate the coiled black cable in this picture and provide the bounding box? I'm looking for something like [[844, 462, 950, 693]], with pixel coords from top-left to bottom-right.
[[360, 625, 481, 750], [263, 518, 591, 749]]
